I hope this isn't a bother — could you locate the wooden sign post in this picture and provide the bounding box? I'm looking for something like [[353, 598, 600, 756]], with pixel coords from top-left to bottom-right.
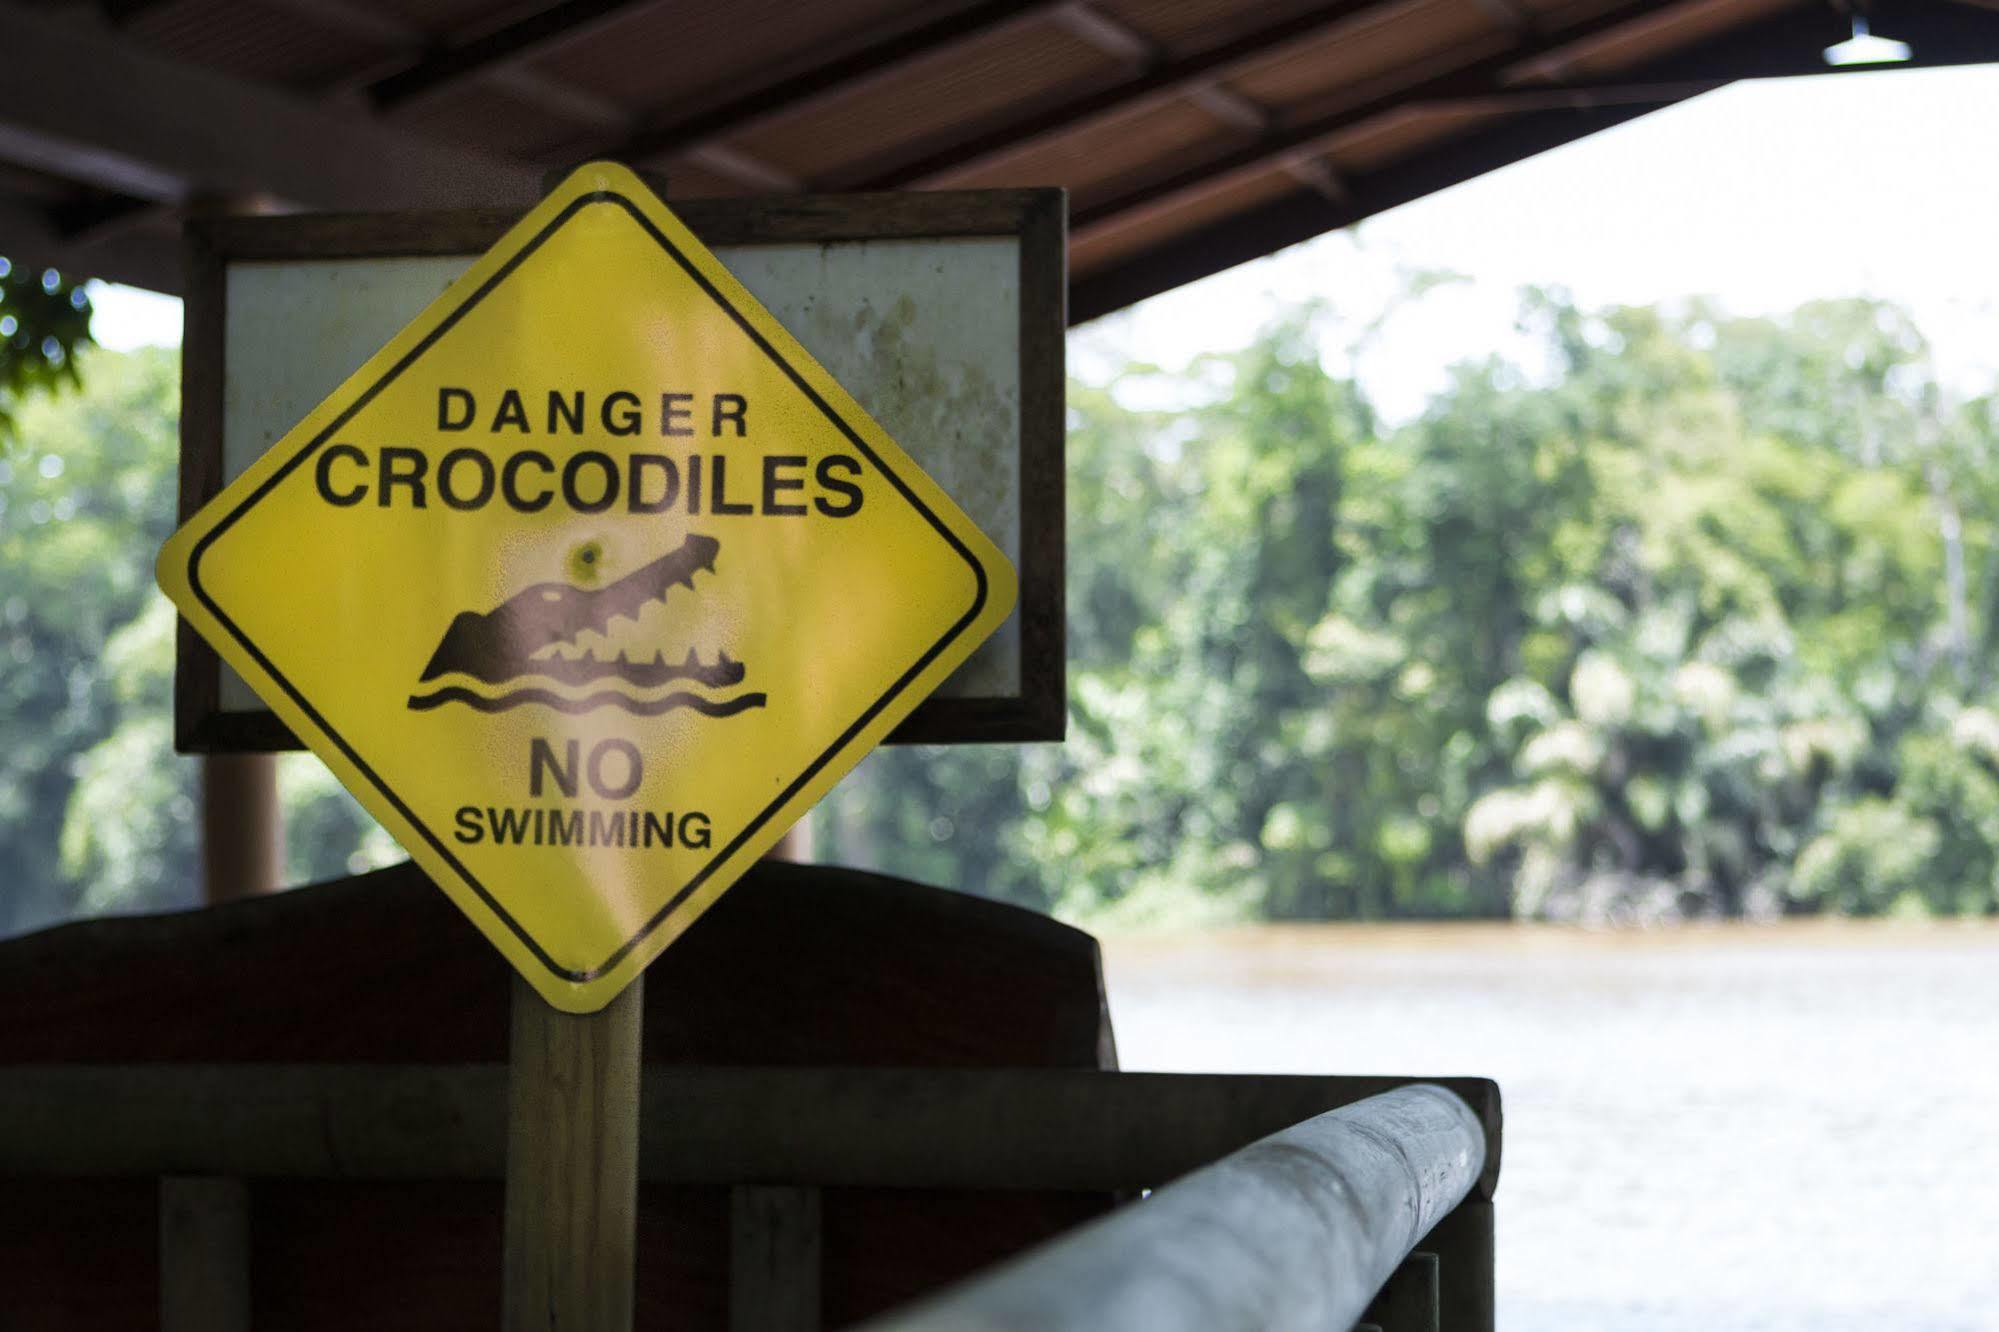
[[499, 172, 650, 1332], [159, 163, 1059, 1322], [503, 975, 643, 1331]]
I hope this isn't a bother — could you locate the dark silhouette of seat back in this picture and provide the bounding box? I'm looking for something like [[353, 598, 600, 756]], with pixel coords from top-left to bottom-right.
[[0, 858, 1119, 1329]]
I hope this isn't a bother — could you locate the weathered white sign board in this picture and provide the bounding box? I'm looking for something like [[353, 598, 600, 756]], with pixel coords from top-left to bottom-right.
[[176, 192, 1065, 749]]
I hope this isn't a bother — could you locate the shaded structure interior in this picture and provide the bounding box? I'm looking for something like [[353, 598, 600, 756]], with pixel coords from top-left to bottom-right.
[[7, 0, 1999, 320]]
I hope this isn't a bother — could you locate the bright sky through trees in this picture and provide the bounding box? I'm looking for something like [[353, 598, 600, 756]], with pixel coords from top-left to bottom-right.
[[1076, 63, 1999, 417]]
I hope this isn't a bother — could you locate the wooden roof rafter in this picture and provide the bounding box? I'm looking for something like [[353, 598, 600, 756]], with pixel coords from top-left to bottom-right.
[[1070, 0, 1999, 319], [0, 1, 537, 289], [591, 0, 1078, 169], [363, 0, 665, 112], [9, 0, 1999, 327], [832, 0, 1438, 191], [111, 0, 813, 193], [1069, 0, 1705, 247], [1037, 2, 1363, 205]]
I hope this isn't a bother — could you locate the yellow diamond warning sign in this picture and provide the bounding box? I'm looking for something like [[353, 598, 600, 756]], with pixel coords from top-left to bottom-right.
[[158, 163, 1017, 1012]]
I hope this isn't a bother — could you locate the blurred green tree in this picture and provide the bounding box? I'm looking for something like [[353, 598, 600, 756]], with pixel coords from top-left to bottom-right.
[[0, 260, 94, 445], [820, 290, 1999, 926], [11, 287, 1999, 934], [2, 345, 396, 935]]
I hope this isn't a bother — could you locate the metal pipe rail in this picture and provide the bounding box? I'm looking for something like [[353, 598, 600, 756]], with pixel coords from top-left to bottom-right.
[[855, 1083, 1486, 1332]]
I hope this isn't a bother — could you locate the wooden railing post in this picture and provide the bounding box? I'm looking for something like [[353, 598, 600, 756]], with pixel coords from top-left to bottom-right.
[[159, 1175, 251, 1332], [731, 1183, 822, 1331], [200, 753, 281, 903], [1423, 1197, 1495, 1332], [1361, 1250, 1440, 1332]]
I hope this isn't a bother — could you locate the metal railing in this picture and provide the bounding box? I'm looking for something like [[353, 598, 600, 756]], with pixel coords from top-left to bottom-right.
[[857, 1084, 1487, 1332]]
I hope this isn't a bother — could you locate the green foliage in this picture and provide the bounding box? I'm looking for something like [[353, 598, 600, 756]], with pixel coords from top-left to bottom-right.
[[818, 290, 1999, 927], [12, 285, 1999, 934], [0, 260, 94, 444], [0, 346, 390, 935]]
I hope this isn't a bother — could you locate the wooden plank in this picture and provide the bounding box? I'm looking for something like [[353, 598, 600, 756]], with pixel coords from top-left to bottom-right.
[[1013, 186, 1069, 746], [1066, 0, 1678, 247], [159, 1176, 251, 1332], [1067, 100, 1657, 323], [601, 0, 1070, 168], [631, 1069, 1499, 1200], [0, 2, 537, 215], [1424, 1199, 1495, 1332], [0, 196, 182, 293], [1361, 1251, 1439, 1332], [853, 1084, 1485, 1332], [1069, 0, 1999, 321], [731, 1184, 822, 1332], [0, 1063, 509, 1179], [503, 974, 644, 1332], [837, 0, 1419, 191], [182, 190, 1054, 258], [369, 0, 664, 112], [0, 1064, 1496, 1197], [173, 218, 227, 740]]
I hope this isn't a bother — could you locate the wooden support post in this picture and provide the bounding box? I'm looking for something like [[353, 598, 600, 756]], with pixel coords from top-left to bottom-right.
[[766, 819, 813, 862], [730, 1184, 822, 1332], [200, 753, 281, 903], [159, 1176, 250, 1332], [1362, 1250, 1440, 1332], [503, 974, 644, 1332], [1425, 1198, 1496, 1332]]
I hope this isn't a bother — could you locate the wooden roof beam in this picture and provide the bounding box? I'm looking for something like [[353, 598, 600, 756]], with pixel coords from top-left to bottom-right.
[[0, 5, 538, 224], [336, 3, 804, 189], [1470, 0, 1535, 34], [830, 0, 1431, 191], [1063, 3, 1366, 213], [1069, 0, 1999, 321], [0, 194, 183, 292], [96, 0, 172, 25], [1051, 3, 1350, 203], [367, 0, 665, 113], [1050, 0, 1156, 65], [254, 0, 418, 49], [1074, 0, 1999, 247], [598, 0, 1072, 168], [98, 0, 794, 196], [101, 0, 644, 142], [1068, 103, 1656, 323], [1067, 0, 1700, 246]]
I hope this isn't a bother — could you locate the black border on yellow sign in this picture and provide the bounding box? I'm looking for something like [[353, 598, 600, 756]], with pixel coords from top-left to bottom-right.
[[184, 191, 990, 983]]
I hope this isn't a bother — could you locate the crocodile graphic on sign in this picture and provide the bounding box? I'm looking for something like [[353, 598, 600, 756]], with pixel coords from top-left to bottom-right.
[[405, 532, 766, 718]]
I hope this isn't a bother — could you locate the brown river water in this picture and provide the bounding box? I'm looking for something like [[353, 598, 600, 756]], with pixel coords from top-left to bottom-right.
[[1100, 921, 1999, 1331]]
